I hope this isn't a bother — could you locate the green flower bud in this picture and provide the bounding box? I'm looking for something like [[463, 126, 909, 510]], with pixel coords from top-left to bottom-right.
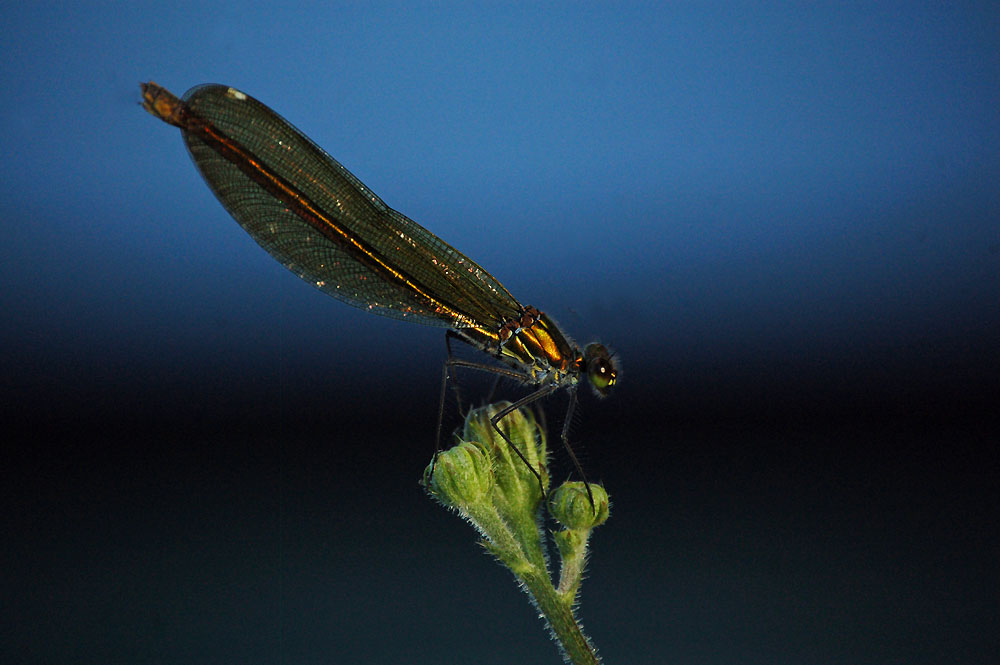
[[463, 402, 549, 502], [549, 482, 610, 530], [426, 441, 495, 510]]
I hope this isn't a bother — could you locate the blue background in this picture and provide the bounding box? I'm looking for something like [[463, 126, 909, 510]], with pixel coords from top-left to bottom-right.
[[2, 2, 997, 664]]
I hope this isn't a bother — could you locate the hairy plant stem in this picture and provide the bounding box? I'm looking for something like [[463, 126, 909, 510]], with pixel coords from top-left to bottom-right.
[[425, 402, 610, 664]]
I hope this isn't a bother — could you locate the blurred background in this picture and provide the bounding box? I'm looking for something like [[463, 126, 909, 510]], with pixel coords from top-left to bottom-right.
[[2, 2, 997, 663]]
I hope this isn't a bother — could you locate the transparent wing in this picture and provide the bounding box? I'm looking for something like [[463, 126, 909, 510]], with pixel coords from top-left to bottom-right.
[[179, 84, 523, 329]]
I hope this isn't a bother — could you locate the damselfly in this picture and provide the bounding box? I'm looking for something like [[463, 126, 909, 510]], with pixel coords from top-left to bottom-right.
[[140, 82, 617, 502]]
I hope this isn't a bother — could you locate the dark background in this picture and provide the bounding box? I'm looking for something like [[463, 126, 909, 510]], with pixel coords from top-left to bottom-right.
[[2, 2, 997, 663]]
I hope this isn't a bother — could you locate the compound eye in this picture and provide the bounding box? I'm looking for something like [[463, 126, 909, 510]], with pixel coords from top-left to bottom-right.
[[588, 356, 616, 396]]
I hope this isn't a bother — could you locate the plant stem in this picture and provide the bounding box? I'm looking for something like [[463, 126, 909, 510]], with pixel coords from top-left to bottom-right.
[[520, 568, 600, 665], [424, 403, 608, 664]]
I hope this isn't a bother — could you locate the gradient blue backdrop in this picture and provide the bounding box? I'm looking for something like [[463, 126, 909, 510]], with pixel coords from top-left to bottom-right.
[[2, 2, 997, 664]]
